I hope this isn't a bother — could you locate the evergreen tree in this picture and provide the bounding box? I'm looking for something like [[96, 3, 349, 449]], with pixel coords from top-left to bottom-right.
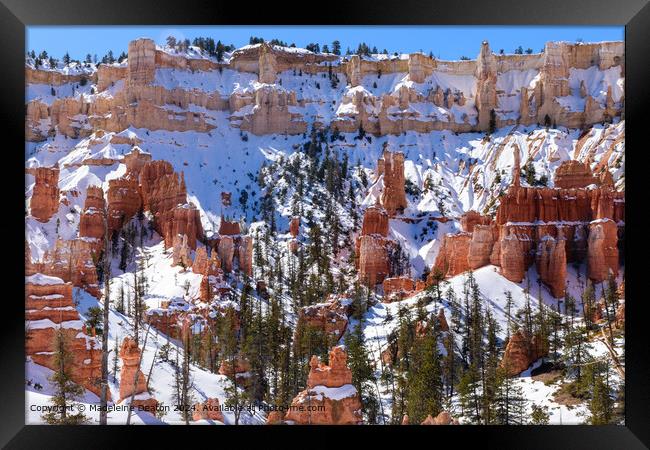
[[41, 329, 88, 424]]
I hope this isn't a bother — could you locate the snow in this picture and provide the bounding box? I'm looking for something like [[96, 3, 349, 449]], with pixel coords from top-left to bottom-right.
[[26, 274, 65, 286], [309, 384, 358, 401]]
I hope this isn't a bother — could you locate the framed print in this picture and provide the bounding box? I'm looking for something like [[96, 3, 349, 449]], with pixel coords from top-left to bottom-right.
[[1, 0, 648, 447]]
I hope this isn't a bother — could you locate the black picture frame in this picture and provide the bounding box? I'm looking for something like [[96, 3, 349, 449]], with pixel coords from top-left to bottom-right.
[[2, 0, 648, 447]]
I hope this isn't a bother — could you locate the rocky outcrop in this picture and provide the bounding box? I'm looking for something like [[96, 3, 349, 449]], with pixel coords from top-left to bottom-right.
[[358, 235, 390, 286], [383, 276, 416, 302], [235, 85, 306, 135], [475, 41, 498, 130], [433, 233, 472, 278], [554, 160, 598, 188], [25, 274, 104, 397], [258, 42, 277, 84], [289, 216, 300, 237], [587, 219, 619, 283], [123, 146, 152, 178], [499, 227, 526, 282], [172, 234, 192, 268], [468, 224, 497, 270], [192, 398, 224, 422], [127, 38, 156, 86], [78, 185, 106, 251], [408, 53, 433, 83], [217, 236, 235, 272], [238, 235, 253, 276], [284, 346, 362, 425], [536, 235, 567, 298], [161, 204, 203, 250], [26, 238, 100, 297], [118, 336, 158, 411], [218, 218, 241, 236], [500, 330, 548, 377], [361, 205, 389, 237], [107, 177, 141, 231], [218, 356, 251, 386], [30, 166, 60, 222], [298, 297, 350, 338], [379, 150, 407, 216], [460, 210, 491, 233], [96, 64, 127, 92], [421, 411, 459, 425]]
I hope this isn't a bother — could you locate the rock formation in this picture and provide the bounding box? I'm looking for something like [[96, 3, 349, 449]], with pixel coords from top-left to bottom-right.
[[379, 150, 407, 216], [383, 276, 416, 302], [172, 234, 192, 268], [587, 219, 619, 283], [298, 297, 350, 338], [289, 216, 300, 237], [258, 42, 277, 84], [554, 160, 598, 188], [500, 329, 548, 377], [25, 273, 104, 397], [107, 177, 141, 231], [421, 411, 459, 425], [535, 235, 567, 298], [238, 235, 253, 276], [78, 185, 106, 253], [30, 166, 60, 222], [361, 205, 389, 237], [475, 41, 497, 130], [284, 346, 362, 425], [217, 236, 235, 272], [358, 235, 390, 286], [127, 38, 156, 86], [192, 398, 224, 422], [118, 336, 158, 411], [433, 233, 471, 278]]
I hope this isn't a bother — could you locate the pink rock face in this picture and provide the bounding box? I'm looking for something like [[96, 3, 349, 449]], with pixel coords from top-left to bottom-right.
[[460, 210, 491, 233], [123, 147, 151, 178], [26, 238, 101, 297], [421, 411, 457, 425], [554, 160, 598, 189], [289, 216, 300, 238], [25, 275, 105, 398], [172, 234, 192, 268], [437, 308, 449, 332], [499, 228, 526, 283], [299, 297, 349, 338], [119, 336, 149, 401], [238, 235, 253, 276], [499, 330, 548, 377], [361, 205, 389, 237], [161, 203, 203, 250], [217, 236, 235, 272], [468, 224, 496, 270], [358, 235, 390, 286], [587, 219, 619, 283], [78, 185, 106, 252], [536, 235, 567, 298], [218, 218, 241, 236], [433, 233, 471, 278], [107, 177, 141, 231], [218, 356, 251, 386], [383, 276, 416, 302], [192, 398, 224, 422], [285, 346, 362, 425], [379, 150, 407, 216], [30, 166, 60, 222]]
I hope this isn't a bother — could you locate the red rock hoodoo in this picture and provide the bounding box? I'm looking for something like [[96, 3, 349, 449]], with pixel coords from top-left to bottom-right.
[[379, 150, 407, 216], [78, 185, 106, 253], [118, 336, 158, 411], [289, 216, 300, 238], [192, 398, 224, 422], [298, 297, 350, 338], [499, 329, 548, 377], [284, 346, 363, 425], [30, 166, 60, 222], [25, 273, 104, 397]]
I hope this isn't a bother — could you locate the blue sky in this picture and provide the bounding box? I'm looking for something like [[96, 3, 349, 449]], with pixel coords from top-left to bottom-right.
[[27, 26, 623, 61]]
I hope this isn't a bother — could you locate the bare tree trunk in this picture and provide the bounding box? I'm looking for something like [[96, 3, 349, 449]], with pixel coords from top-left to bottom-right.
[[99, 211, 111, 425]]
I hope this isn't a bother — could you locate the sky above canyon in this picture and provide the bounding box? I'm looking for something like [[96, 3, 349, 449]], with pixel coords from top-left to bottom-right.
[[27, 25, 623, 61]]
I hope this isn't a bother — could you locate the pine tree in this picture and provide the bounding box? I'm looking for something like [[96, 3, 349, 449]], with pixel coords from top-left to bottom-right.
[[41, 329, 89, 424], [406, 328, 443, 423]]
